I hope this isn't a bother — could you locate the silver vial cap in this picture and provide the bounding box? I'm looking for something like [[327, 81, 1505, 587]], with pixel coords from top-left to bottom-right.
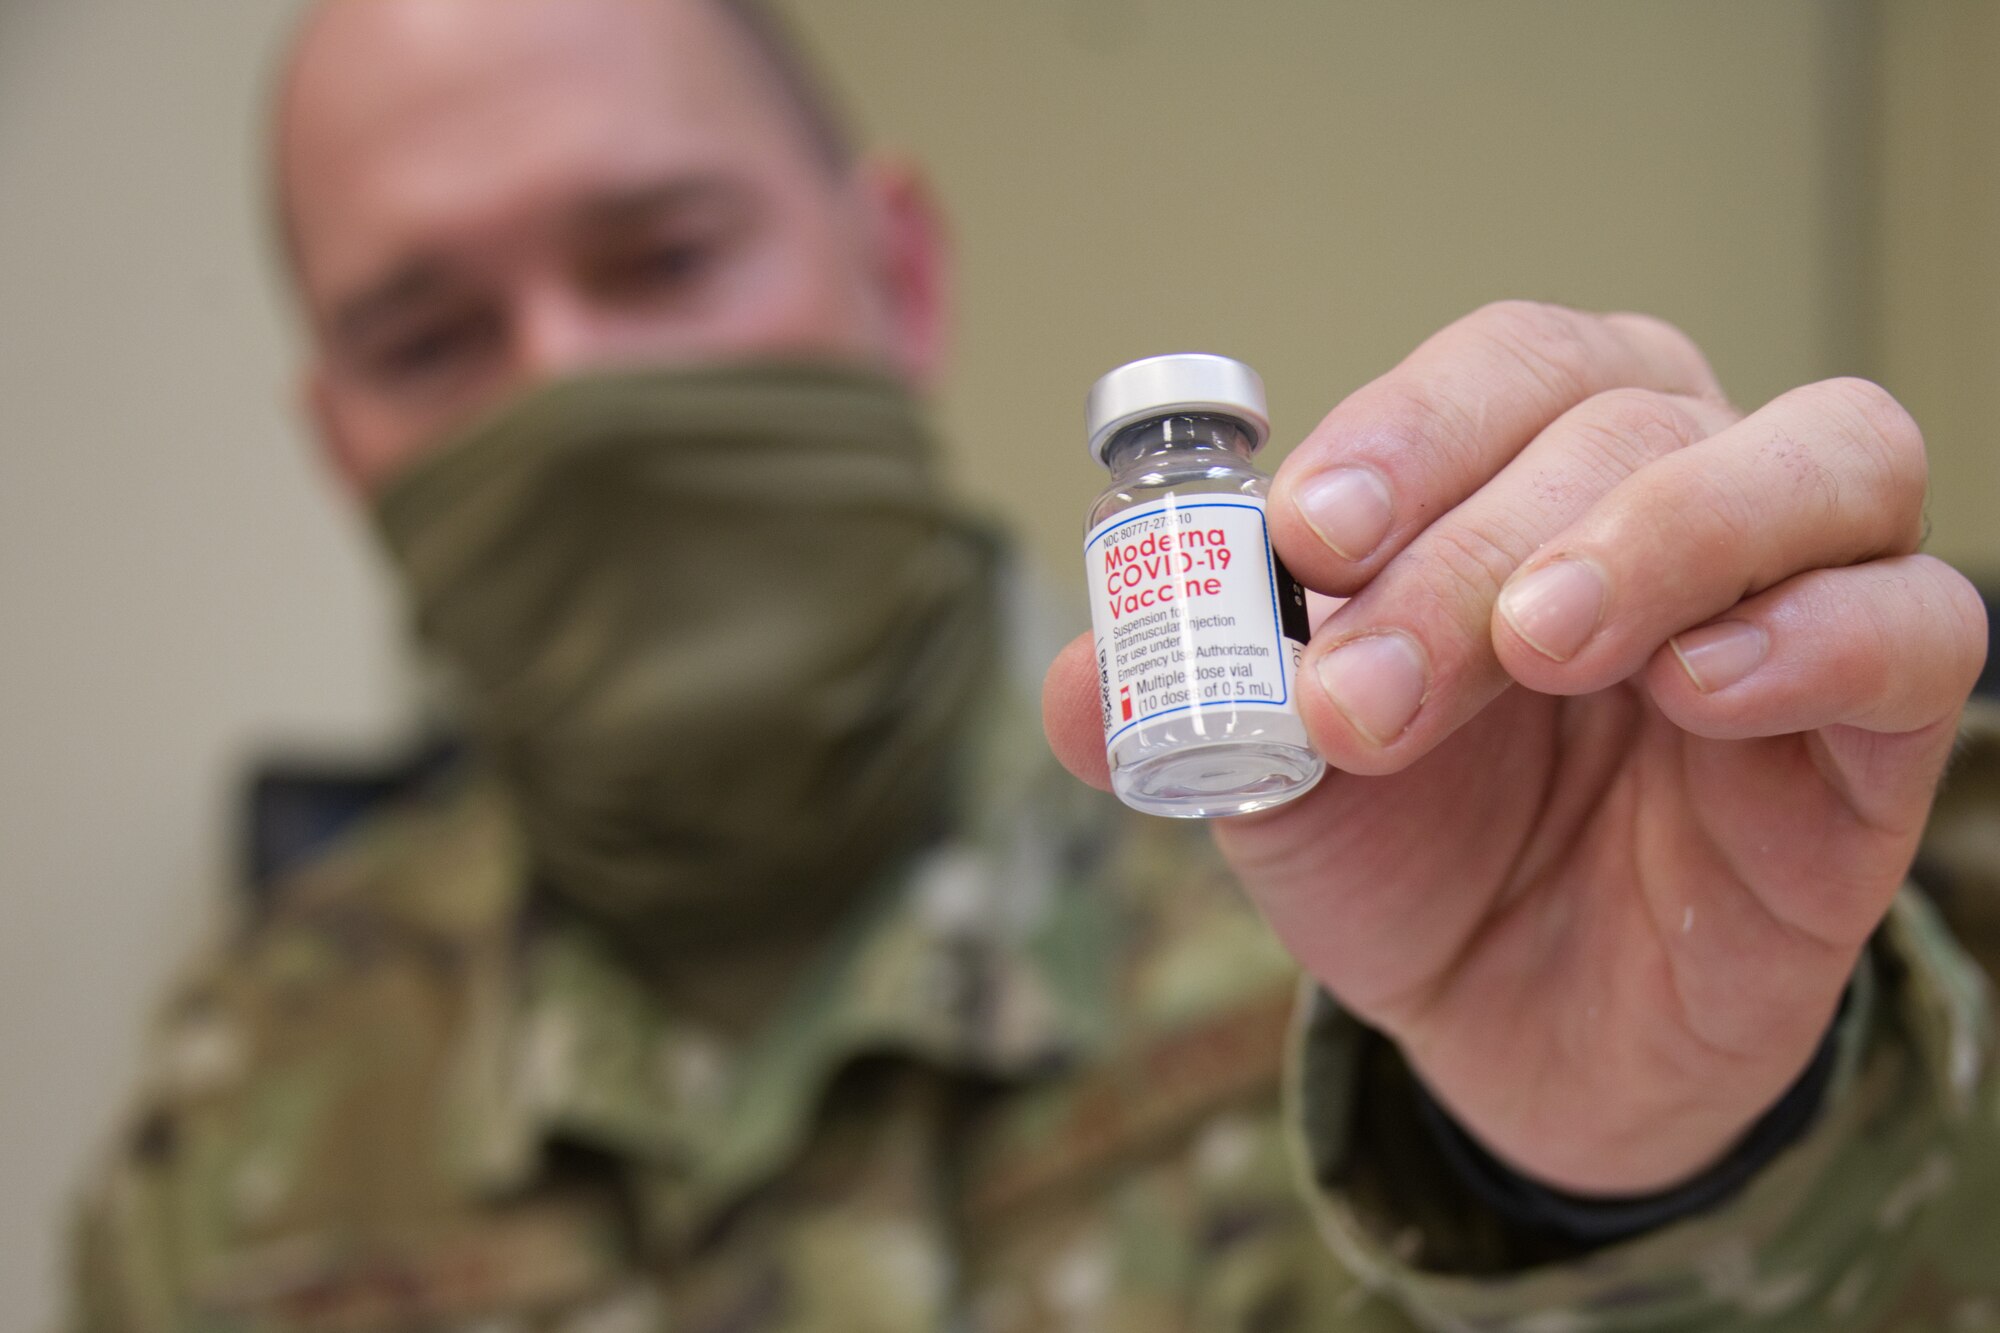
[[1086, 353, 1271, 465]]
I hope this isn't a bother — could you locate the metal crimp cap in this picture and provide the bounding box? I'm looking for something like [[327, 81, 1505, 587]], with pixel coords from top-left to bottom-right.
[[1086, 352, 1271, 465]]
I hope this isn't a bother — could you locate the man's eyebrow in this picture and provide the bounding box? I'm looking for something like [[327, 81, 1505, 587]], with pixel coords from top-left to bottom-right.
[[327, 179, 751, 341], [331, 259, 461, 345], [569, 176, 750, 232]]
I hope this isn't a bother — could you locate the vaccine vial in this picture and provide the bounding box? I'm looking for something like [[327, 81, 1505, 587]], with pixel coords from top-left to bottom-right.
[[1084, 353, 1325, 818]]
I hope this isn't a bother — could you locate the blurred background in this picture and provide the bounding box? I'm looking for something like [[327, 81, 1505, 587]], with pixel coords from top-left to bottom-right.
[[0, 0, 1993, 1325]]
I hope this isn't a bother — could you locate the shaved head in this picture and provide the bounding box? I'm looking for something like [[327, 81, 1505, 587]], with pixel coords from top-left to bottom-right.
[[704, 0, 853, 172], [272, 0, 851, 280], [271, 0, 948, 494]]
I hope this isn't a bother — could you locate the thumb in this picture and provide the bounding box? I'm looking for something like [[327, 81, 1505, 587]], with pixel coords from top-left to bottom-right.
[[1042, 633, 1113, 790]]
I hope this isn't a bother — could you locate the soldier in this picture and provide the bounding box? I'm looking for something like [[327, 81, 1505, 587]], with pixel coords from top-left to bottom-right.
[[67, 0, 2000, 1329]]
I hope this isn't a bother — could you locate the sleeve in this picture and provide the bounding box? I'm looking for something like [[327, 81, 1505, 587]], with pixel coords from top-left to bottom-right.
[[61, 1115, 192, 1333], [1283, 888, 2000, 1332], [63, 1205, 122, 1333]]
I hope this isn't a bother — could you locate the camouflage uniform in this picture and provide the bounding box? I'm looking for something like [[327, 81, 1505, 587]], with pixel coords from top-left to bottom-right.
[[67, 702, 2000, 1331]]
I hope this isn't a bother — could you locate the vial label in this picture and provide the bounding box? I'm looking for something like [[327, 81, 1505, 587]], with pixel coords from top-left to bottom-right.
[[1085, 496, 1311, 747]]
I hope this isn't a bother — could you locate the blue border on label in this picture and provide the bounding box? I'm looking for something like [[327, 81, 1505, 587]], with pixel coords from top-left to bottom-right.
[[1086, 499, 1292, 746]]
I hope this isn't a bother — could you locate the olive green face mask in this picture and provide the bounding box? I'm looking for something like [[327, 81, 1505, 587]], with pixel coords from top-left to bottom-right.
[[372, 363, 1000, 945]]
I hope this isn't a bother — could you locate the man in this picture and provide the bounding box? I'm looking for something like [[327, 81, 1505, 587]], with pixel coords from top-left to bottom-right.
[[66, 0, 2000, 1328]]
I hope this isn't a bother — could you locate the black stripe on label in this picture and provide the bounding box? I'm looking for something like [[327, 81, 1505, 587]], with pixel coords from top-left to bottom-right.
[[1273, 549, 1311, 646]]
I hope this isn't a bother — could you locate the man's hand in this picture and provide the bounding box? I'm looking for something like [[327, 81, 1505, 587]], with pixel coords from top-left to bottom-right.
[[1043, 302, 1987, 1196]]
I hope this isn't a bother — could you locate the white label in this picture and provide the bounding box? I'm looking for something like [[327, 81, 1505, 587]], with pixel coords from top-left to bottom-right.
[[1084, 495, 1310, 746]]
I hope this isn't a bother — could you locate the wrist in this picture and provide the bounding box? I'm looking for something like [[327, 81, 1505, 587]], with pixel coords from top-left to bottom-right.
[[1462, 1089, 1772, 1198], [1394, 983, 1855, 1197], [1410, 1004, 1845, 1245]]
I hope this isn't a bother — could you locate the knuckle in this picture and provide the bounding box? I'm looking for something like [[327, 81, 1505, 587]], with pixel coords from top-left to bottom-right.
[[1471, 297, 1580, 331], [1561, 388, 1703, 472], [1816, 376, 1929, 487], [1820, 375, 1921, 444], [1364, 379, 1483, 489], [1602, 312, 1720, 396], [1467, 300, 1598, 404], [1756, 423, 1845, 529], [1603, 309, 1699, 357], [1746, 378, 1928, 544], [1423, 519, 1531, 610]]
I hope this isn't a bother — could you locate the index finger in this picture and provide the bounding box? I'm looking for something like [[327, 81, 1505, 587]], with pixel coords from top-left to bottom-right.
[[1268, 301, 1726, 595]]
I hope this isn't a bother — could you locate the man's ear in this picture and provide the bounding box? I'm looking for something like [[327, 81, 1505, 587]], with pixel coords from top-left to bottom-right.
[[302, 364, 372, 500], [852, 154, 953, 391]]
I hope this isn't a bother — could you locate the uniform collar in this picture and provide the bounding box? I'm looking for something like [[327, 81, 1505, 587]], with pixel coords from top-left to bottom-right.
[[450, 687, 1124, 1249]]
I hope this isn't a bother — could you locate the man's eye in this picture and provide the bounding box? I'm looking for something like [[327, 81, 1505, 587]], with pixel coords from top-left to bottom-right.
[[600, 241, 714, 295], [370, 315, 499, 384]]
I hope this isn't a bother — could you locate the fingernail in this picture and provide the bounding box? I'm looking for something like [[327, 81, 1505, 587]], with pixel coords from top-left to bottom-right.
[[1315, 632, 1428, 746], [1498, 559, 1608, 662], [1296, 467, 1394, 561], [1671, 621, 1768, 693]]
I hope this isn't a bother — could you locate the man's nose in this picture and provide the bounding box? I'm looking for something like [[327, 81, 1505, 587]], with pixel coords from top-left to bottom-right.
[[512, 281, 621, 381]]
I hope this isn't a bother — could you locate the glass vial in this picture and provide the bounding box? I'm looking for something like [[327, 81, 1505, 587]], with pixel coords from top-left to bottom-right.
[[1083, 353, 1325, 818]]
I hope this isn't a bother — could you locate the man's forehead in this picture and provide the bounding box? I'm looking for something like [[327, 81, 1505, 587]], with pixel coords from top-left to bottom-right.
[[276, 0, 802, 301]]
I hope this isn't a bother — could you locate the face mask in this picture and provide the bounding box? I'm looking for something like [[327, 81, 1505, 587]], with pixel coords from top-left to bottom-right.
[[371, 363, 1001, 946]]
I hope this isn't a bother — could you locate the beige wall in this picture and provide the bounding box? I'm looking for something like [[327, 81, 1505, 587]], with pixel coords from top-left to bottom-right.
[[1873, 1, 2000, 574], [0, 2, 1991, 1328]]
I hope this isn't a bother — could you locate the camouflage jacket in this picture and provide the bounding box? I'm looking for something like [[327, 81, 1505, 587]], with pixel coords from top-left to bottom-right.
[[67, 704, 2000, 1332]]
